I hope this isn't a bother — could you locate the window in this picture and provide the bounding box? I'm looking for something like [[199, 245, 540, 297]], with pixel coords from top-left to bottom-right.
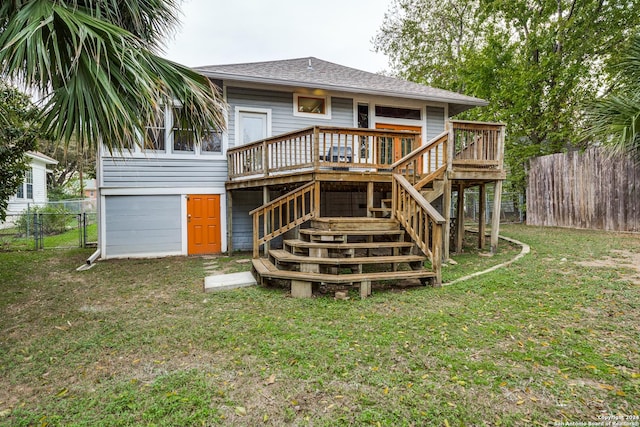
[[172, 108, 195, 152], [375, 105, 421, 120], [144, 108, 166, 151], [172, 107, 223, 154], [201, 131, 223, 154], [357, 103, 370, 157], [16, 168, 33, 199], [26, 169, 33, 199], [293, 94, 331, 119]]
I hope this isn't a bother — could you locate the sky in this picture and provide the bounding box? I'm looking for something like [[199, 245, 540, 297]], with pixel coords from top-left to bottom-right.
[[163, 0, 393, 73]]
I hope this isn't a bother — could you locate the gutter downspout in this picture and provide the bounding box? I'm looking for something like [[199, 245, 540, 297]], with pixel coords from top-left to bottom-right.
[[86, 248, 101, 265]]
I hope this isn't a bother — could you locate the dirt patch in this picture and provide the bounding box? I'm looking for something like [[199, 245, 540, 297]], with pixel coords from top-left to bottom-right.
[[575, 249, 640, 284]]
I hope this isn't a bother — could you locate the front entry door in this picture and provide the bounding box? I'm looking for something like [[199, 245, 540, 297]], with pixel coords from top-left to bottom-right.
[[187, 194, 221, 254], [375, 123, 422, 168]]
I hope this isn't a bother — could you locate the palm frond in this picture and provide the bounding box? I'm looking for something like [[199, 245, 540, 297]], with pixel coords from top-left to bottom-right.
[[0, 0, 224, 153]]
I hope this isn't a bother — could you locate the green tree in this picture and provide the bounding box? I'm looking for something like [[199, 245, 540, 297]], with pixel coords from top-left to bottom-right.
[[375, 0, 640, 194], [0, 81, 40, 221], [586, 34, 640, 162], [0, 0, 225, 153]]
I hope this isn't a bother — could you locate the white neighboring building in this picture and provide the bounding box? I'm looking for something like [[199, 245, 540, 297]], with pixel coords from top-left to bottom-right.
[[5, 151, 58, 217]]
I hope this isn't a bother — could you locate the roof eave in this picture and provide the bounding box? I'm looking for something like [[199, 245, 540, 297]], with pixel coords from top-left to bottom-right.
[[198, 70, 488, 112], [26, 151, 58, 165]]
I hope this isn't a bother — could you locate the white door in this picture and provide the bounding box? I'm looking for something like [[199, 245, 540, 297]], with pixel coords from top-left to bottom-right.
[[238, 111, 269, 145]]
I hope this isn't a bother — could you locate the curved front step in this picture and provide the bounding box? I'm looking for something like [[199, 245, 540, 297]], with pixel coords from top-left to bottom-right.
[[253, 258, 435, 285], [269, 249, 426, 268]]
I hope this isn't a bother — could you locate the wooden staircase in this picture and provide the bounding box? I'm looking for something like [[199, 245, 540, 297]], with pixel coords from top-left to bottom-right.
[[421, 178, 445, 203], [252, 217, 437, 298]]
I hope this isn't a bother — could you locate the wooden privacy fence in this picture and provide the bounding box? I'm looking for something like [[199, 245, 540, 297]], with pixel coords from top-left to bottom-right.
[[527, 148, 640, 232]]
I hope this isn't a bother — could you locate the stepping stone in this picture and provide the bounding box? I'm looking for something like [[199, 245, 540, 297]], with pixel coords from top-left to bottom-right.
[[204, 271, 257, 293]]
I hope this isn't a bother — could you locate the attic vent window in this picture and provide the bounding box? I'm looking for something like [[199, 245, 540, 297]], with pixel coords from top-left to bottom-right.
[[375, 105, 421, 120], [293, 93, 331, 119]]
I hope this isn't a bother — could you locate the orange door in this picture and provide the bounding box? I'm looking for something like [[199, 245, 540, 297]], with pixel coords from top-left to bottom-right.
[[187, 194, 221, 254], [375, 123, 422, 171]]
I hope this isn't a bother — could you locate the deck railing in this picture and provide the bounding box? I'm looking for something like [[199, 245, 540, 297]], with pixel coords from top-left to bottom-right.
[[228, 126, 421, 180], [450, 120, 504, 170], [249, 181, 320, 258], [391, 174, 445, 284], [392, 130, 448, 190]]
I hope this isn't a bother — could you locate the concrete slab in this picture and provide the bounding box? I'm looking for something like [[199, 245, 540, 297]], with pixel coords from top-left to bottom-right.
[[204, 271, 257, 293]]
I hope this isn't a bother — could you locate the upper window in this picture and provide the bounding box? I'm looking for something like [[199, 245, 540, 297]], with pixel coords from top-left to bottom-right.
[[293, 94, 331, 119], [144, 108, 166, 151], [375, 105, 421, 120], [172, 107, 195, 152], [16, 168, 33, 199], [201, 131, 223, 154]]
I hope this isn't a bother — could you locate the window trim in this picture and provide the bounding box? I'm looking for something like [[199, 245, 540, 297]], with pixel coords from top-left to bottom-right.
[[293, 93, 331, 120]]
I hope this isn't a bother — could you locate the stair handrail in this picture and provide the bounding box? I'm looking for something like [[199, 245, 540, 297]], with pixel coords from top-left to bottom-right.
[[391, 130, 449, 190], [249, 180, 320, 258], [391, 173, 445, 284]]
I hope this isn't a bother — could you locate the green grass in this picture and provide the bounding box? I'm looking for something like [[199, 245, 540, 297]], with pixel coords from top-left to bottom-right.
[[0, 224, 639, 426]]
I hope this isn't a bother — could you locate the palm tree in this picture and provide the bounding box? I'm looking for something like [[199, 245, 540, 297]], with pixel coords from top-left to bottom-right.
[[0, 0, 225, 152], [587, 34, 640, 162]]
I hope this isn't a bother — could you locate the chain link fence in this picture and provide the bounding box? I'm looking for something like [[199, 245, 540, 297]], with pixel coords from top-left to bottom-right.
[[0, 199, 97, 251], [452, 189, 525, 224]]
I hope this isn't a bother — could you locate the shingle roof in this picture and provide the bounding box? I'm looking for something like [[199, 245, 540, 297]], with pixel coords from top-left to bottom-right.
[[194, 57, 487, 116]]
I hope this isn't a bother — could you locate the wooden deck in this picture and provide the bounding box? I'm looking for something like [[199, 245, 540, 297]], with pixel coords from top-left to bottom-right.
[[227, 121, 506, 297], [227, 121, 505, 189]]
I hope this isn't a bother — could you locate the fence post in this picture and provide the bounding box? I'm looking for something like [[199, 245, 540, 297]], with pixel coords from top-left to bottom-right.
[[26, 204, 30, 239], [77, 213, 82, 248], [83, 213, 88, 248]]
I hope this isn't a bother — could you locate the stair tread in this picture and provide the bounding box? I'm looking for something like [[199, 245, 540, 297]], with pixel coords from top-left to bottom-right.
[[311, 217, 399, 231], [253, 258, 435, 284], [269, 249, 425, 265], [313, 217, 397, 223], [284, 239, 414, 249], [299, 228, 401, 236]]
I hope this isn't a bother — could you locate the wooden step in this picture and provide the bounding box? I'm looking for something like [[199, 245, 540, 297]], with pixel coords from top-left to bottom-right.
[[253, 258, 436, 285], [311, 217, 399, 231], [369, 208, 392, 218], [269, 249, 425, 267], [299, 228, 402, 241], [283, 239, 414, 251]]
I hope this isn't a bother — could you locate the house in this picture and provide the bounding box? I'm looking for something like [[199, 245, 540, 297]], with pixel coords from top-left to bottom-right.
[[83, 179, 97, 200], [4, 151, 58, 220], [98, 57, 505, 295]]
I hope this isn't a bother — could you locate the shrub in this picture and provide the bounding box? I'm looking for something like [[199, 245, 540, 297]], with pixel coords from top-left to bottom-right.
[[16, 205, 74, 236]]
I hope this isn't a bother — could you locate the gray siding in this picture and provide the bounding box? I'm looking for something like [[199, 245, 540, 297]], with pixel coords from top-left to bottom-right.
[[426, 106, 445, 141], [231, 190, 263, 250], [105, 195, 181, 257], [227, 87, 354, 148], [102, 157, 227, 188]]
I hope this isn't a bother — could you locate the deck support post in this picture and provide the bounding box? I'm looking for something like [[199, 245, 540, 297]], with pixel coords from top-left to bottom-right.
[[263, 186, 270, 256], [478, 183, 486, 250], [367, 181, 374, 218], [291, 280, 312, 298], [491, 180, 503, 254], [360, 279, 371, 299], [455, 183, 465, 253], [443, 175, 452, 260], [226, 191, 233, 254]]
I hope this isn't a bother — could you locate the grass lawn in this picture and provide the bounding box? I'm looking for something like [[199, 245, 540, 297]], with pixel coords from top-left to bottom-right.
[[0, 224, 638, 426]]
